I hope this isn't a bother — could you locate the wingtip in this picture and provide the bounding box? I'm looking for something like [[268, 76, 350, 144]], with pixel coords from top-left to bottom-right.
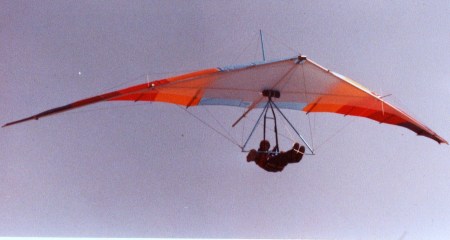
[[436, 138, 448, 145], [2, 116, 37, 128], [2, 121, 16, 128], [435, 135, 448, 145], [2, 122, 18, 128]]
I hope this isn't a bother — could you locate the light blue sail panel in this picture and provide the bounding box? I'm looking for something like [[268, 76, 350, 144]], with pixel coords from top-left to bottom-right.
[[199, 98, 252, 108], [198, 98, 306, 110], [274, 102, 306, 110]]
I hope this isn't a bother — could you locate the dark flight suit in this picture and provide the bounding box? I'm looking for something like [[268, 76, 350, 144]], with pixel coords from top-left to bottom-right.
[[249, 142, 305, 172]]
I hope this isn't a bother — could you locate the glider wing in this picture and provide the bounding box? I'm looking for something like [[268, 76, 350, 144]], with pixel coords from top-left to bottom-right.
[[3, 56, 447, 144]]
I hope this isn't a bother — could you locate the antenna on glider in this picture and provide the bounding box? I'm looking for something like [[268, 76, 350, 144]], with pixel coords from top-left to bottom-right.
[[259, 29, 266, 62]]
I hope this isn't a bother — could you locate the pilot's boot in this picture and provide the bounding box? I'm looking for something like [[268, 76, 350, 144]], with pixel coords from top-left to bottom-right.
[[246, 149, 257, 162], [293, 145, 306, 162], [286, 143, 305, 163]]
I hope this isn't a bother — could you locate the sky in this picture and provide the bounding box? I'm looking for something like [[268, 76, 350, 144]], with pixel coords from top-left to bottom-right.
[[1, 0, 449, 239]]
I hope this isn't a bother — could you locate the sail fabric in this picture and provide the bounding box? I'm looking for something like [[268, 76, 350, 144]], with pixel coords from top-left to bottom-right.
[[3, 56, 447, 144]]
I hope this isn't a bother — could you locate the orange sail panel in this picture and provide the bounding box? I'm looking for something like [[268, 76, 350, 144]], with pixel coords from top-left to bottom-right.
[[3, 56, 447, 144]]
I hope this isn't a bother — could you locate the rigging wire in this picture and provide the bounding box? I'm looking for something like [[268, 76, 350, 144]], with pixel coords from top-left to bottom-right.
[[243, 112, 302, 145], [263, 31, 300, 55], [177, 105, 242, 149], [307, 114, 315, 150], [253, 37, 261, 62], [202, 106, 238, 145], [301, 63, 315, 150], [279, 113, 296, 143], [313, 117, 358, 152], [232, 31, 261, 64], [313, 100, 382, 151], [241, 114, 246, 147], [63, 101, 242, 149]]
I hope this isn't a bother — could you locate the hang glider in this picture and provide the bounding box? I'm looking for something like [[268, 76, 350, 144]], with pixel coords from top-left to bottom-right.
[[3, 55, 447, 145]]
